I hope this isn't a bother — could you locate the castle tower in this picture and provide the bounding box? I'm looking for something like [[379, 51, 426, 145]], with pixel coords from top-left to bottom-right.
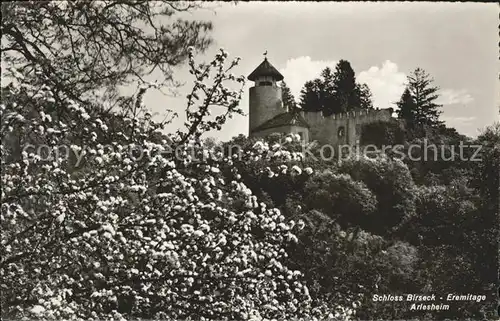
[[248, 56, 285, 135]]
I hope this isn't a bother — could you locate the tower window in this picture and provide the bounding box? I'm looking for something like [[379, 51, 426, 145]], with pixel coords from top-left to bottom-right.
[[338, 126, 345, 138], [258, 81, 272, 86]]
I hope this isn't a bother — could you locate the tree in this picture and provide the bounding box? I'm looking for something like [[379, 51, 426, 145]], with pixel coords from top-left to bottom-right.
[[396, 88, 417, 126], [298, 61, 374, 116], [471, 123, 500, 212], [397, 68, 443, 128], [319, 67, 338, 115], [359, 120, 406, 147], [1, 44, 352, 320], [304, 171, 378, 228], [280, 81, 297, 113], [331, 60, 358, 114], [1, 1, 213, 109], [337, 155, 417, 236], [1, 2, 352, 319], [399, 181, 497, 320], [298, 68, 337, 116], [469, 123, 500, 320], [212, 124, 496, 321], [355, 83, 374, 110], [298, 79, 323, 113], [320, 67, 335, 93]]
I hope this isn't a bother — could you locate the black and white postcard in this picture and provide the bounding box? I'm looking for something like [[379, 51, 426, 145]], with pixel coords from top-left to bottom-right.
[[1, 2, 498, 320]]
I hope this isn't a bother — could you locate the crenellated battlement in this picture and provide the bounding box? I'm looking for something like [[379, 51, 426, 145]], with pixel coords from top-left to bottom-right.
[[299, 108, 394, 145], [300, 108, 393, 122]]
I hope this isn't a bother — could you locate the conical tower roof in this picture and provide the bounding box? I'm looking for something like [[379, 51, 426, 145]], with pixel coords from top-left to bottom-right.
[[248, 57, 284, 81]]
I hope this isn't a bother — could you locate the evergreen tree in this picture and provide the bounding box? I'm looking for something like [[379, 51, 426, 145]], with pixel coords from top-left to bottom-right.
[[331, 59, 358, 114], [280, 81, 297, 113], [299, 79, 323, 112], [320, 67, 339, 116], [396, 87, 417, 124], [321, 67, 335, 92], [298, 60, 374, 116], [397, 68, 443, 127], [355, 83, 374, 110]]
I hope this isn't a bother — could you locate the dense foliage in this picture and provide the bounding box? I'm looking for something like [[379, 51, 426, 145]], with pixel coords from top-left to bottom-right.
[[1, 2, 498, 321], [222, 125, 499, 320], [1, 48, 356, 320], [1, 2, 345, 320], [298, 61, 373, 116]]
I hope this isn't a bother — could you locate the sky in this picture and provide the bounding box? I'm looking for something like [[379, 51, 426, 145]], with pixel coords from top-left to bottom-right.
[[138, 2, 499, 141]]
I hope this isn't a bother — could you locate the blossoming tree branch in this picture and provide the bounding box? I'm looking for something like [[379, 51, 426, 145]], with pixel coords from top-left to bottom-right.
[[0, 1, 351, 320]]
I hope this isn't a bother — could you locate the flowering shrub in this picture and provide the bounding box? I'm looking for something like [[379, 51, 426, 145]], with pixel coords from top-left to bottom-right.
[[1, 49, 351, 321]]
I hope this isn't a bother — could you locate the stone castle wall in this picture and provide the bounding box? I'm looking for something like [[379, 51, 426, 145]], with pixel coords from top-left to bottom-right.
[[300, 108, 393, 145], [249, 85, 283, 135]]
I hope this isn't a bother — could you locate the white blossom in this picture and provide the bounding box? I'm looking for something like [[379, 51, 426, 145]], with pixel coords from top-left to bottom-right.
[[30, 305, 46, 315]]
